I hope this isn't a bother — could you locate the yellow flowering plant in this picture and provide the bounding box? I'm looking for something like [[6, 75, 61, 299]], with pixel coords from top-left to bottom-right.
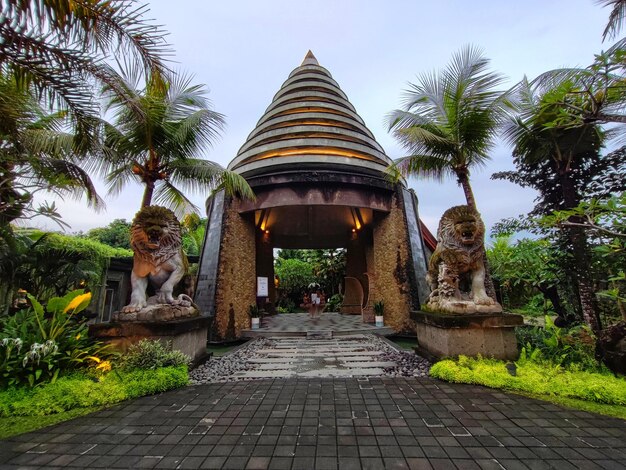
[[1, 290, 111, 388]]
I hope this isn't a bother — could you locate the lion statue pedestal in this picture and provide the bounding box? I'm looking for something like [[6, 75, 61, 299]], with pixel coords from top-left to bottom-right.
[[413, 206, 522, 361], [90, 206, 207, 362]]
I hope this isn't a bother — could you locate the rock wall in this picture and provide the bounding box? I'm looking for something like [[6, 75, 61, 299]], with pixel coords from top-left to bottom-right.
[[372, 190, 417, 333], [213, 198, 256, 340]]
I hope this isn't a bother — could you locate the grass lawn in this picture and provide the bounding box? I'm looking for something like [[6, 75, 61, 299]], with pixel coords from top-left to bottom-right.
[[430, 356, 626, 420], [515, 391, 626, 420]]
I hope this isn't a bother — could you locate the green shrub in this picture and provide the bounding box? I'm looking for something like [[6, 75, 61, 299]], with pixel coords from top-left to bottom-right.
[[0, 366, 188, 417], [120, 340, 190, 370], [324, 293, 343, 312], [277, 297, 296, 312], [430, 356, 626, 406], [515, 316, 599, 371], [0, 290, 111, 388]]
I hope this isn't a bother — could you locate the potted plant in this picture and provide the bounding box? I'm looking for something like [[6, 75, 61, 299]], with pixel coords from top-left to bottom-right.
[[249, 304, 261, 329], [374, 300, 384, 327]]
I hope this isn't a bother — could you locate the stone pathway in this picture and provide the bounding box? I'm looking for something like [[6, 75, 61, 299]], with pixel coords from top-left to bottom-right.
[[1, 378, 625, 469], [241, 313, 394, 338], [190, 335, 430, 383]]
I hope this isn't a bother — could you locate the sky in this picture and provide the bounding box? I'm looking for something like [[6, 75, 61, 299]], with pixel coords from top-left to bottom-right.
[[35, 0, 612, 236]]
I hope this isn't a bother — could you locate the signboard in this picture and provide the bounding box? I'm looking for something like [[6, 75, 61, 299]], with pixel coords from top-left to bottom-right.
[[257, 277, 269, 297]]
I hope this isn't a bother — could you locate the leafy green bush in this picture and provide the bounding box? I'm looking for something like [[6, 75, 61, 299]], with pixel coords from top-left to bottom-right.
[[515, 316, 599, 371], [0, 291, 111, 388], [324, 294, 343, 312], [430, 355, 626, 406], [120, 340, 190, 370], [0, 366, 188, 417], [277, 297, 296, 313]]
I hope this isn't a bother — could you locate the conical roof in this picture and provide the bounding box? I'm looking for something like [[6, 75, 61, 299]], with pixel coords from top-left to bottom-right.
[[228, 51, 393, 177]]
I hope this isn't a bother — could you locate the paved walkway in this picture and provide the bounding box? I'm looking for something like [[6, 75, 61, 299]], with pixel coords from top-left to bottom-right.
[[1, 377, 625, 469], [241, 313, 394, 338]]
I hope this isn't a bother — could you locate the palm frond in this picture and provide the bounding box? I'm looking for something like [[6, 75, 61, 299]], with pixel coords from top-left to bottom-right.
[[597, 0, 626, 41], [152, 180, 198, 217], [215, 170, 256, 200]]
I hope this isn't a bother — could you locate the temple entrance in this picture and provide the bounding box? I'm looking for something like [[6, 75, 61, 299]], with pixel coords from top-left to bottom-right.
[[255, 205, 375, 320], [195, 52, 431, 341]]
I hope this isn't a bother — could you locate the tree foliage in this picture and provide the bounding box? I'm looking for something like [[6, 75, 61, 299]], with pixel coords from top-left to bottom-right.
[[97, 71, 253, 216], [0, 0, 170, 135], [274, 258, 314, 299], [386, 45, 509, 209], [85, 219, 131, 250]]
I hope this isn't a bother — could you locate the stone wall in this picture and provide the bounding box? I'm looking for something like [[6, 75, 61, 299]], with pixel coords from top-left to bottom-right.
[[213, 198, 256, 340], [372, 190, 417, 333]]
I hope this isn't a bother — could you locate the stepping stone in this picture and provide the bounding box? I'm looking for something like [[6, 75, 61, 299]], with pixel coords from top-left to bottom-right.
[[297, 368, 385, 377], [307, 330, 333, 339], [247, 358, 314, 363], [256, 364, 295, 370], [339, 361, 396, 368], [234, 370, 295, 378]]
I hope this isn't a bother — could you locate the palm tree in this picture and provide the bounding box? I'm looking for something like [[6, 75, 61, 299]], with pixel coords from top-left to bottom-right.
[[0, 73, 101, 227], [0, 0, 169, 132], [386, 45, 509, 210], [598, 0, 626, 42], [505, 78, 605, 332], [98, 71, 253, 215]]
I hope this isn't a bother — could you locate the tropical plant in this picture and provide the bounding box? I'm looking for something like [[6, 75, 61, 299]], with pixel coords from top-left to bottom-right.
[[542, 192, 626, 320], [180, 213, 207, 256], [515, 316, 599, 371], [0, 291, 110, 388], [277, 249, 346, 296], [0, 73, 102, 227], [120, 340, 189, 370], [599, 0, 626, 42], [386, 45, 509, 209], [274, 257, 315, 303], [373, 300, 385, 317], [503, 77, 606, 332], [324, 294, 343, 313], [0, 0, 169, 135], [85, 219, 132, 249], [0, 230, 131, 313], [487, 237, 571, 319], [248, 305, 260, 319], [97, 71, 253, 216]]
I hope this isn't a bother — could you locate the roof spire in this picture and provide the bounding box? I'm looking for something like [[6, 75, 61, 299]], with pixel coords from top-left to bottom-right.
[[301, 50, 319, 66]]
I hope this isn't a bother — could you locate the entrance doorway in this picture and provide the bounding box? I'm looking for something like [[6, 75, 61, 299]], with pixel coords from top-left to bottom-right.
[[255, 205, 375, 320]]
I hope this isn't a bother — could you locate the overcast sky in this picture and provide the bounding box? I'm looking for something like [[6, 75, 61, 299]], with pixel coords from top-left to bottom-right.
[[36, 0, 612, 236]]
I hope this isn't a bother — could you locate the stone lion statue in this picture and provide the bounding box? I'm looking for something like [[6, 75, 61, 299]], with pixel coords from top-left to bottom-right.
[[121, 206, 193, 315], [426, 205, 502, 314]]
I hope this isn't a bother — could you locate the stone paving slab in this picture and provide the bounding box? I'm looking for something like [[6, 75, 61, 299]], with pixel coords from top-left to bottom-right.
[[337, 361, 397, 368], [246, 358, 315, 364], [1, 377, 625, 470]]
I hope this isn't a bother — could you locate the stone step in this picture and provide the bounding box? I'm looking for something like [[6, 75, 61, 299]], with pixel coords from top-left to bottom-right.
[[255, 364, 295, 370], [338, 361, 396, 368], [247, 358, 314, 363], [306, 330, 333, 339], [297, 368, 385, 377], [233, 370, 296, 378]]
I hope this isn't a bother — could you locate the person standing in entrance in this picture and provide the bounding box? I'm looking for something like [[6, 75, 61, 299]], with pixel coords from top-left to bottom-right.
[[311, 290, 320, 319]]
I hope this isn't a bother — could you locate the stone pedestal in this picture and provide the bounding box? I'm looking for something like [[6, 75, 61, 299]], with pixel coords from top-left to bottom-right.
[[89, 317, 209, 362], [411, 310, 523, 361]]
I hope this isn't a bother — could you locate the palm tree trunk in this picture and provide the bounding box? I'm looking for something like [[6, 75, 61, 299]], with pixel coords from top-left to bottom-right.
[[142, 180, 155, 207], [456, 170, 477, 210]]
